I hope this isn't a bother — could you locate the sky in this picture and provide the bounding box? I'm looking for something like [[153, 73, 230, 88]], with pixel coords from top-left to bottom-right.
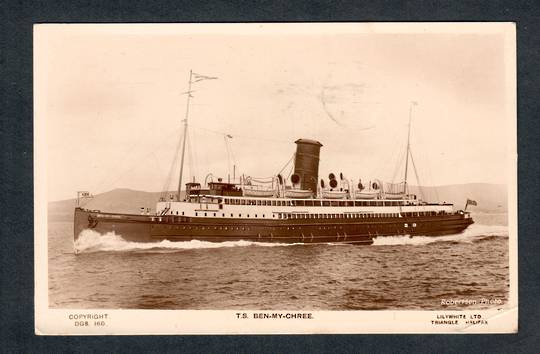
[[34, 23, 516, 201]]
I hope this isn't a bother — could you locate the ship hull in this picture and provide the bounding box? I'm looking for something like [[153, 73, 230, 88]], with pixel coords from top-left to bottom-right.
[[74, 207, 473, 246]]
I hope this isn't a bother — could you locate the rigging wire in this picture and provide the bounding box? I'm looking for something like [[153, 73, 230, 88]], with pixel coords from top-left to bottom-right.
[[224, 136, 231, 176], [224, 135, 234, 178], [409, 150, 425, 201], [89, 124, 174, 194], [244, 154, 294, 183], [187, 128, 197, 185], [417, 141, 439, 202], [276, 153, 295, 176], [93, 126, 183, 195], [190, 124, 291, 144], [390, 146, 407, 184], [228, 137, 237, 173], [368, 124, 403, 181], [159, 135, 183, 200], [285, 159, 295, 179]]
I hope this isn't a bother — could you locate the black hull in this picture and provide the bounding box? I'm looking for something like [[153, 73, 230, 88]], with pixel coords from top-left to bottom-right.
[[74, 208, 474, 246]]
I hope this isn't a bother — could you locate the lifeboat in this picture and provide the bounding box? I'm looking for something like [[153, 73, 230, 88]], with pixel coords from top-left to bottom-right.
[[354, 190, 379, 199], [384, 192, 405, 200], [243, 186, 276, 197], [322, 190, 348, 199], [284, 189, 313, 199]]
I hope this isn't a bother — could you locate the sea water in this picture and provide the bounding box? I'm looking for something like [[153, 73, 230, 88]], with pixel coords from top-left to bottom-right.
[[48, 212, 509, 310]]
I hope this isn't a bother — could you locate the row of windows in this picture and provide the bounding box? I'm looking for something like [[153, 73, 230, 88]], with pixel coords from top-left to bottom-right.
[[222, 198, 409, 207], [278, 213, 400, 219], [154, 223, 418, 231], [402, 211, 446, 216], [279, 211, 445, 219], [159, 210, 444, 219], [154, 225, 252, 231], [160, 212, 272, 219], [189, 197, 221, 204]]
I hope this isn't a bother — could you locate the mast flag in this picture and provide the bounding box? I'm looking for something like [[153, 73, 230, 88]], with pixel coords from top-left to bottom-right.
[[192, 73, 218, 82]]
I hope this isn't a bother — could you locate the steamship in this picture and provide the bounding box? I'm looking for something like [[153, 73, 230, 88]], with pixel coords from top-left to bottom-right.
[[74, 72, 474, 246]]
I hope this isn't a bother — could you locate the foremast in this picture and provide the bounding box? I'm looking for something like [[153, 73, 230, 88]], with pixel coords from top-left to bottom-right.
[[177, 70, 193, 202], [176, 71, 217, 202]]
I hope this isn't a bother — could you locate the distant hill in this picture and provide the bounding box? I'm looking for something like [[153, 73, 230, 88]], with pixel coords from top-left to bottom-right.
[[48, 189, 179, 222], [408, 183, 507, 213], [48, 183, 507, 222]]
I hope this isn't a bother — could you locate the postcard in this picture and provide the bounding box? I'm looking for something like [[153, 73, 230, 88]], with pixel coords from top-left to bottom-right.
[[34, 22, 517, 334]]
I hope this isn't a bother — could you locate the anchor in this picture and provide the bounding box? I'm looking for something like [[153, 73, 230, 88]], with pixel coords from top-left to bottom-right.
[[87, 214, 98, 228]]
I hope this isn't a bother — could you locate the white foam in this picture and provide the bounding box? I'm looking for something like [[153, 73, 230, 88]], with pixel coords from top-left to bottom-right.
[[74, 229, 297, 253], [372, 223, 508, 246]]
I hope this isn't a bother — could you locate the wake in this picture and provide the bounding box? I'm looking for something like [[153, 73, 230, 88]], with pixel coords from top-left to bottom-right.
[[74, 224, 509, 253], [74, 229, 298, 254], [372, 224, 508, 246]]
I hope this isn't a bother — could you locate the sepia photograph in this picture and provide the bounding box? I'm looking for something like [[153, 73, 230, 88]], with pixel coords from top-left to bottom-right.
[[34, 23, 517, 334]]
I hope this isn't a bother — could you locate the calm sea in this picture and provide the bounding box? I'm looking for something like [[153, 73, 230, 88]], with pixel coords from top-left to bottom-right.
[[48, 213, 509, 310]]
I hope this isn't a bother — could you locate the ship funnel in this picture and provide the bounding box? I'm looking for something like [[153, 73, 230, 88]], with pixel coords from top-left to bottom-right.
[[293, 139, 323, 193]]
